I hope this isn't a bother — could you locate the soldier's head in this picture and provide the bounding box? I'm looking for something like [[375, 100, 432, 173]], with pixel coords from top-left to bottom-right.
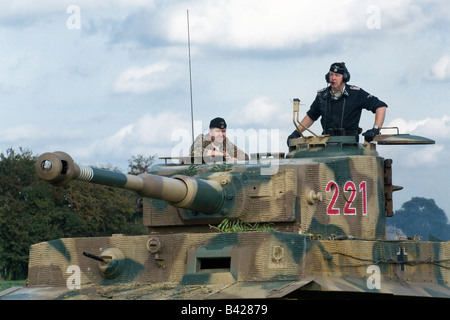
[[325, 62, 350, 91], [209, 117, 227, 144]]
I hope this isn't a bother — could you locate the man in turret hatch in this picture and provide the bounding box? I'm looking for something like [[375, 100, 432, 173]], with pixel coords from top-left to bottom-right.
[[287, 62, 387, 144], [190, 117, 249, 162]]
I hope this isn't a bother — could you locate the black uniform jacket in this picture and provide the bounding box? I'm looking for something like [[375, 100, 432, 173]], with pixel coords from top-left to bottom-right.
[[288, 84, 387, 143]]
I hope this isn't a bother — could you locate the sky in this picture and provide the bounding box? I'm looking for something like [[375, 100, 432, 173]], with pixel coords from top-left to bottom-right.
[[1, 0, 450, 218]]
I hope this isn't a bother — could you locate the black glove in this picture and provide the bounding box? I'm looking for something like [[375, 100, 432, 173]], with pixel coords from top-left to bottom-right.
[[362, 127, 380, 142], [287, 130, 301, 146]]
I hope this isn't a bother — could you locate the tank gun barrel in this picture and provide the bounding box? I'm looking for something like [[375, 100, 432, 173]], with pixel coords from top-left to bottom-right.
[[35, 151, 225, 214]]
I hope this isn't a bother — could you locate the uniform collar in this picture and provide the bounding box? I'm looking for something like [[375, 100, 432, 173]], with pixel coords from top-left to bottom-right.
[[204, 133, 225, 150], [322, 84, 349, 99]]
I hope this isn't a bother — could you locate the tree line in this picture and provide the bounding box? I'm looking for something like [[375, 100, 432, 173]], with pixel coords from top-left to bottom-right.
[[0, 147, 449, 280], [387, 197, 450, 241]]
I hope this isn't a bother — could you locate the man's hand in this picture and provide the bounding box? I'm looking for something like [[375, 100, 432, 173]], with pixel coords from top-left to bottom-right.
[[362, 127, 380, 142], [206, 149, 237, 161]]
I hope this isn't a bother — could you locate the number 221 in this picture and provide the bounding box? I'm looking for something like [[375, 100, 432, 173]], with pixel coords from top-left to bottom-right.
[[325, 180, 367, 216]]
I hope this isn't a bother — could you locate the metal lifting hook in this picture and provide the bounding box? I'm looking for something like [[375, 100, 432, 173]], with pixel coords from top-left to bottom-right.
[[292, 98, 318, 137]]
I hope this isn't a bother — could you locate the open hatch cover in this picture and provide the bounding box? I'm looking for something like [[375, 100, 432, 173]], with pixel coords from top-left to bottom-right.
[[374, 127, 435, 145]]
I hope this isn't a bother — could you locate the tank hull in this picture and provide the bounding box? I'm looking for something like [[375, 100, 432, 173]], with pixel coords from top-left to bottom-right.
[[2, 231, 449, 300]]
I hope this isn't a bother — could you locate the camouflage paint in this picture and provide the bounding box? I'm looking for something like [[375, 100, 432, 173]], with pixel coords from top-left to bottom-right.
[[6, 134, 448, 300]]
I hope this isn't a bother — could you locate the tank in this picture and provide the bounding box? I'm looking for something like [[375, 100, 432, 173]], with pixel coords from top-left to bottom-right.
[[1, 98, 449, 301]]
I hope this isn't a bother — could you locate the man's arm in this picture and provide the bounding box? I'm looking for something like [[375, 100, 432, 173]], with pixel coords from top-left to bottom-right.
[[224, 138, 249, 161], [190, 133, 210, 156], [297, 114, 315, 133], [363, 106, 387, 142], [287, 114, 316, 146], [374, 106, 387, 128]]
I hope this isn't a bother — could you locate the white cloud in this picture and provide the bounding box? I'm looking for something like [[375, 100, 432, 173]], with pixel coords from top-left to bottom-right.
[[387, 116, 450, 140], [382, 116, 450, 169], [161, 0, 434, 50], [229, 96, 290, 127], [167, 0, 358, 49], [1, 0, 153, 14], [3, 0, 444, 53], [425, 55, 450, 81], [404, 144, 444, 166], [112, 61, 182, 94], [83, 112, 191, 161]]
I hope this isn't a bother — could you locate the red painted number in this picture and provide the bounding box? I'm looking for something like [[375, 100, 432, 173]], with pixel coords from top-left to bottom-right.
[[343, 181, 357, 215], [359, 181, 367, 216], [326, 180, 368, 216], [326, 180, 340, 215]]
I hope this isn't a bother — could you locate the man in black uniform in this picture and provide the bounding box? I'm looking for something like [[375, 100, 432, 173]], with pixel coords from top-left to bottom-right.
[[288, 62, 387, 143]]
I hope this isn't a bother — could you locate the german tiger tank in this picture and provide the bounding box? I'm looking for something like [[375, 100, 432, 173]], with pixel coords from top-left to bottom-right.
[[2, 99, 449, 300]]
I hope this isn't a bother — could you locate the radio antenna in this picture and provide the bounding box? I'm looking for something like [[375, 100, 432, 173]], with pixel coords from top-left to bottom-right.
[[187, 9, 194, 145]]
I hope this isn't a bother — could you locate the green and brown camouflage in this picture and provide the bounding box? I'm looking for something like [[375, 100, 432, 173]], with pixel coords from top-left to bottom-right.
[[2, 99, 449, 300]]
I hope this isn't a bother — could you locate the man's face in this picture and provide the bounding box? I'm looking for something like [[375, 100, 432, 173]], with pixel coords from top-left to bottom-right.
[[209, 127, 226, 144], [329, 71, 345, 90]]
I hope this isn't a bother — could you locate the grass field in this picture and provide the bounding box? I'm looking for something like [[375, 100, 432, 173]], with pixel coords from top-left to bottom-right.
[[0, 280, 26, 292]]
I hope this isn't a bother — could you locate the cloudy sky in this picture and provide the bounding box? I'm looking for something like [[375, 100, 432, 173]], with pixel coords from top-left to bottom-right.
[[1, 0, 450, 218]]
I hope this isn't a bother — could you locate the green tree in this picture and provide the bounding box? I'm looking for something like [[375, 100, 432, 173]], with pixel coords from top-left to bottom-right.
[[388, 197, 450, 241], [127, 154, 155, 174], [0, 147, 39, 279]]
